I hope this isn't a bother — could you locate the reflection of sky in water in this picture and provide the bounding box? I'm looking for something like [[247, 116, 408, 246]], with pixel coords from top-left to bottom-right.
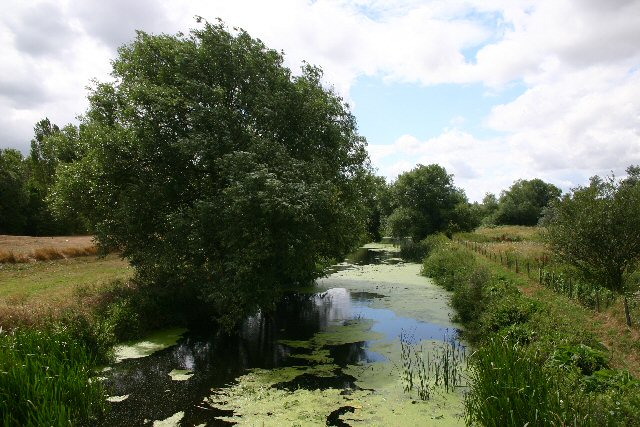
[[101, 284, 457, 425], [315, 288, 455, 362]]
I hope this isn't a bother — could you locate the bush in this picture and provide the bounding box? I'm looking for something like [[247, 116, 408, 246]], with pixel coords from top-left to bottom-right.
[[450, 266, 489, 325], [399, 233, 449, 262], [421, 244, 475, 291]]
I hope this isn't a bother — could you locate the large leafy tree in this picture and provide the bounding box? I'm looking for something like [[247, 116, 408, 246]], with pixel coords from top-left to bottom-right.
[[0, 149, 30, 234], [494, 178, 561, 226], [545, 166, 640, 326], [50, 21, 371, 327], [386, 164, 476, 240]]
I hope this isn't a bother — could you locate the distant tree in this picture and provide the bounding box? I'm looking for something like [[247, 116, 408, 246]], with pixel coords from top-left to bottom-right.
[[545, 166, 640, 326], [0, 149, 29, 234], [25, 119, 86, 235], [49, 21, 371, 328], [361, 173, 389, 242], [479, 192, 499, 224], [386, 164, 474, 240], [494, 179, 561, 226]]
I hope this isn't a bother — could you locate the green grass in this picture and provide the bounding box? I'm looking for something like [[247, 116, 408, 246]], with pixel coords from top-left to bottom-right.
[[420, 241, 640, 426], [0, 255, 133, 328], [0, 325, 107, 426], [0, 254, 131, 300]]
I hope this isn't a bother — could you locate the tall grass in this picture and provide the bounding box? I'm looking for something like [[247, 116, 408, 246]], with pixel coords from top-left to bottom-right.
[[0, 325, 107, 426], [465, 336, 587, 426], [0, 246, 99, 264], [421, 241, 640, 426]]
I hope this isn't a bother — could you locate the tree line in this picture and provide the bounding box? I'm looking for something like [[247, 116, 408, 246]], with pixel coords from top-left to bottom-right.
[[0, 119, 88, 235], [364, 166, 562, 242], [1, 20, 637, 329]]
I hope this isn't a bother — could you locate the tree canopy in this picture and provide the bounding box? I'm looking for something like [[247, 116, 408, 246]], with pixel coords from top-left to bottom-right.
[[0, 149, 29, 234], [49, 21, 371, 327], [385, 164, 478, 240], [545, 166, 640, 325], [493, 178, 561, 226]]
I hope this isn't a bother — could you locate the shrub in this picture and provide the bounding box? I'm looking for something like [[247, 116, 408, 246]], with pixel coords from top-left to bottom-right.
[[421, 244, 475, 291], [450, 266, 489, 325], [480, 295, 541, 336], [400, 233, 449, 262]]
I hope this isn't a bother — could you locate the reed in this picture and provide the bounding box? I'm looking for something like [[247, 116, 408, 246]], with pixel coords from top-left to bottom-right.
[[0, 325, 107, 426], [400, 330, 467, 400]]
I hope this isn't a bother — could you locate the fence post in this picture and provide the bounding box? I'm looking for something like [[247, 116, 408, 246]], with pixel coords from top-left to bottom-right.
[[596, 290, 600, 312], [515, 258, 519, 274], [527, 261, 530, 278], [568, 277, 572, 298], [539, 267, 542, 284]]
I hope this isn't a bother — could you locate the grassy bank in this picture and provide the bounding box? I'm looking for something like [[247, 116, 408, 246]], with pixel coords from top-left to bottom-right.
[[421, 237, 640, 426]]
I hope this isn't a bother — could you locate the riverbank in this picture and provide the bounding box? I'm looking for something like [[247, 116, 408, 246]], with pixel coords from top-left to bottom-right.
[[421, 238, 640, 426]]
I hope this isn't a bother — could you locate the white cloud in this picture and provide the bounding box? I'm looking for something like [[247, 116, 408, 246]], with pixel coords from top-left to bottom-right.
[[368, 130, 524, 201], [0, 0, 638, 199], [487, 66, 640, 176]]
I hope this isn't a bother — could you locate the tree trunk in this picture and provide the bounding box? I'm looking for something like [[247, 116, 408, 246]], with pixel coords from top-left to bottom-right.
[[623, 296, 632, 327]]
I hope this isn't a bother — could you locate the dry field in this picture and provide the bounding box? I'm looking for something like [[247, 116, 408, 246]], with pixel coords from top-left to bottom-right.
[[0, 235, 132, 328], [0, 235, 98, 263]]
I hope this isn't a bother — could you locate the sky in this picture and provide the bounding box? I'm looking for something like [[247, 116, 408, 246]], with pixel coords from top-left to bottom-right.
[[1, 0, 639, 201]]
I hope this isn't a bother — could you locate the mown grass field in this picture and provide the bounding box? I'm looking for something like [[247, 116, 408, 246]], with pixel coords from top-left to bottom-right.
[[0, 236, 132, 328]]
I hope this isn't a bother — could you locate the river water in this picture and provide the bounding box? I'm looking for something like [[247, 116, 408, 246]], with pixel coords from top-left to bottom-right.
[[100, 244, 464, 426]]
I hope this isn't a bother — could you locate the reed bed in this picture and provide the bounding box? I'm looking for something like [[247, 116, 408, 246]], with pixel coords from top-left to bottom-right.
[[0, 325, 107, 426]]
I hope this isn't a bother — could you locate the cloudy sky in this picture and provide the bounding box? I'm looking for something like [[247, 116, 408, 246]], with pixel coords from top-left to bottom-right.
[[1, 0, 639, 201]]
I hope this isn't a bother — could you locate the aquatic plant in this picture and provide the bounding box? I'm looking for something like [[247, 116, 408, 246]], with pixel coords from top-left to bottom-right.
[[399, 330, 467, 401]]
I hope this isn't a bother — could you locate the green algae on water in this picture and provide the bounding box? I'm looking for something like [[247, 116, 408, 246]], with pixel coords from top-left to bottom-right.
[[114, 327, 187, 362], [106, 394, 129, 403], [168, 369, 194, 381], [152, 410, 184, 427]]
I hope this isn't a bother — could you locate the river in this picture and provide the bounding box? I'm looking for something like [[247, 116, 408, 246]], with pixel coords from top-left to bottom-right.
[[100, 243, 466, 426]]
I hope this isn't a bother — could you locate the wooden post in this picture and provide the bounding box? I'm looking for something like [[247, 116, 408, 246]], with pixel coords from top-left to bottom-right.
[[596, 290, 600, 312], [539, 268, 542, 284], [568, 277, 572, 298], [515, 258, 519, 274], [527, 261, 530, 278]]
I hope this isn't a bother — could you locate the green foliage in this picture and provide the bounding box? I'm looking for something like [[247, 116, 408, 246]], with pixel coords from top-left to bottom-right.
[[422, 243, 640, 426], [0, 119, 88, 236], [0, 325, 107, 426], [399, 232, 449, 262], [465, 336, 586, 427], [480, 294, 541, 335], [0, 149, 29, 234], [493, 178, 561, 226], [49, 21, 371, 329], [545, 167, 640, 296], [421, 243, 475, 291], [386, 164, 477, 240], [361, 173, 390, 242], [550, 344, 609, 376]]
